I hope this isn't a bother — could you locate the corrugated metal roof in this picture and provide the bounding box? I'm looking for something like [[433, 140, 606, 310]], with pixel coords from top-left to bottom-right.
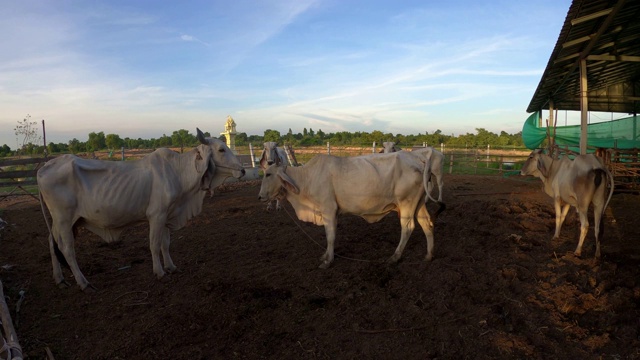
[[527, 0, 640, 114]]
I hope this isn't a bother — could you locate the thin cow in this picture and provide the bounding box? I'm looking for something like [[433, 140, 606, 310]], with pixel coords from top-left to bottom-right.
[[37, 128, 245, 290], [258, 152, 444, 268], [258, 141, 289, 211], [381, 144, 445, 203], [520, 149, 614, 258]]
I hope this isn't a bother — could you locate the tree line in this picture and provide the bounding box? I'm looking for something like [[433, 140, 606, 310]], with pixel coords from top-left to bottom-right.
[[5, 116, 525, 157]]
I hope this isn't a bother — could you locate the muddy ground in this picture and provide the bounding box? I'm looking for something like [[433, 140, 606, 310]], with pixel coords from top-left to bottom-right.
[[0, 174, 639, 359]]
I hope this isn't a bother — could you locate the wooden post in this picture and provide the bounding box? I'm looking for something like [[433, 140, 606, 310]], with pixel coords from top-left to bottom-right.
[[499, 155, 504, 174], [474, 150, 478, 174], [449, 154, 454, 174], [249, 143, 256, 167], [41, 119, 48, 157], [579, 58, 588, 155], [121, 147, 125, 161], [486, 144, 490, 168], [327, 142, 331, 155], [372, 142, 376, 153], [0, 280, 24, 360]]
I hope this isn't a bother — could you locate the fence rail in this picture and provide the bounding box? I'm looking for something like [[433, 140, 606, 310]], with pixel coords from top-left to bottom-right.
[[0, 156, 51, 200]]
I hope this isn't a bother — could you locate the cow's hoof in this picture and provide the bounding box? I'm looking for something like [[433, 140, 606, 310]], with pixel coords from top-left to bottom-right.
[[573, 251, 582, 257], [318, 262, 331, 269], [57, 280, 71, 289], [82, 283, 98, 293], [165, 265, 178, 273], [387, 254, 400, 264]]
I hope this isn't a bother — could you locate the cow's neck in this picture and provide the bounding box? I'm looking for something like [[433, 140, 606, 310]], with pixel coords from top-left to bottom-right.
[[281, 166, 325, 225], [538, 154, 559, 196]]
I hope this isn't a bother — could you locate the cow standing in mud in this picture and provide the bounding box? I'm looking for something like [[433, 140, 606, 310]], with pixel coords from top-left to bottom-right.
[[258, 152, 444, 268], [38, 128, 245, 290], [520, 149, 614, 258]]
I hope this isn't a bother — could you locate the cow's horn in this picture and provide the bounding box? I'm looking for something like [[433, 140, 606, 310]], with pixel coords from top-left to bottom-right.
[[196, 128, 207, 144]]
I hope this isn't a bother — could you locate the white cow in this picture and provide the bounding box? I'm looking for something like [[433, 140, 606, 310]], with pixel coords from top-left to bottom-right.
[[380, 141, 401, 153], [258, 152, 444, 268], [37, 128, 245, 290], [520, 149, 614, 258], [259, 142, 290, 211], [382, 144, 445, 203]]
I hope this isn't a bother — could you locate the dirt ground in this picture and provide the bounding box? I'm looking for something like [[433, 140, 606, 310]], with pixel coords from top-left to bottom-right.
[[1, 174, 639, 360]]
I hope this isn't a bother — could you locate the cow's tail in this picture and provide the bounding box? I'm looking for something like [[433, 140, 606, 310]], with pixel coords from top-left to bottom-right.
[[39, 192, 69, 268], [593, 168, 615, 240], [421, 161, 446, 218]]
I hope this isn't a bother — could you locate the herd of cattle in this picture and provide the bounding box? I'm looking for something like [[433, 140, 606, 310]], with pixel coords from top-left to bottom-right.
[[35, 128, 615, 291]]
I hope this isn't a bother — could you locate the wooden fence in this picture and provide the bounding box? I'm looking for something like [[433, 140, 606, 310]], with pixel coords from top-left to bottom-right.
[[0, 156, 52, 201]]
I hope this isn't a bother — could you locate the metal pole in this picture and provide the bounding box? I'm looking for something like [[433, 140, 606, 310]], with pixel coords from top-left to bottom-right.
[[327, 142, 331, 155]]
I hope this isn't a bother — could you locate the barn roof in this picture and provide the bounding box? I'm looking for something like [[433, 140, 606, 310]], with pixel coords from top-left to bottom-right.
[[526, 0, 640, 114]]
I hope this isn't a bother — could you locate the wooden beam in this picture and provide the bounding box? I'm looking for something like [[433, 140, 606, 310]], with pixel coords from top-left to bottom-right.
[[586, 54, 640, 62], [571, 8, 613, 26]]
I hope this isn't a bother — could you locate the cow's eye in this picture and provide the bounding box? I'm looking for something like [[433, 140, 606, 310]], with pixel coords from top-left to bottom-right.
[[265, 173, 271, 177], [218, 148, 225, 153]]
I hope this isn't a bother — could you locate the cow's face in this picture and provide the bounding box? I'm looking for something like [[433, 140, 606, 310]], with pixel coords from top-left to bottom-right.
[[520, 149, 545, 177], [196, 128, 245, 190], [382, 142, 399, 153], [259, 142, 281, 169], [258, 164, 298, 203]]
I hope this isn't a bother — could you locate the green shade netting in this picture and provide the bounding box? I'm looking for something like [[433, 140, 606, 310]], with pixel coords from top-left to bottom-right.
[[522, 112, 640, 150]]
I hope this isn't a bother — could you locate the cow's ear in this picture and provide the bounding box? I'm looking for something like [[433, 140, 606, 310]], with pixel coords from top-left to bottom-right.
[[194, 145, 210, 173], [259, 150, 268, 169], [536, 156, 548, 177], [275, 154, 282, 166], [196, 128, 208, 145], [278, 170, 299, 195]]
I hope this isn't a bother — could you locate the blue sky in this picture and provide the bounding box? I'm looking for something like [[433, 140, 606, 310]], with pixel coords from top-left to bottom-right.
[[1, 0, 572, 148]]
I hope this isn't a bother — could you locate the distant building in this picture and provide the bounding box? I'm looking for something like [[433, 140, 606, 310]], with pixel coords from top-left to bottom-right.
[[220, 115, 237, 154]]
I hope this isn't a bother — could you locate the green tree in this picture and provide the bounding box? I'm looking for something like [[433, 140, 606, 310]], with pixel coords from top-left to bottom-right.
[[155, 134, 172, 147], [87, 131, 106, 151], [264, 129, 281, 143], [68, 138, 83, 154], [105, 133, 124, 150], [14, 114, 42, 155], [171, 129, 193, 153], [0, 144, 12, 157]]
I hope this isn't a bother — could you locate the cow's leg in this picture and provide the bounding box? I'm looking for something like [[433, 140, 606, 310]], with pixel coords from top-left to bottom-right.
[[593, 206, 603, 259], [553, 200, 571, 239], [266, 200, 274, 212], [47, 231, 67, 288], [276, 199, 282, 211], [159, 227, 177, 274], [574, 207, 590, 257], [436, 174, 444, 203], [54, 225, 91, 290], [414, 204, 435, 261], [319, 217, 337, 269], [149, 221, 168, 279], [388, 210, 415, 263]]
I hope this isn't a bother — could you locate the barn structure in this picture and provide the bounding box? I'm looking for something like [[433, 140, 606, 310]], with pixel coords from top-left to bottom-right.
[[524, 0, 640, 190]]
